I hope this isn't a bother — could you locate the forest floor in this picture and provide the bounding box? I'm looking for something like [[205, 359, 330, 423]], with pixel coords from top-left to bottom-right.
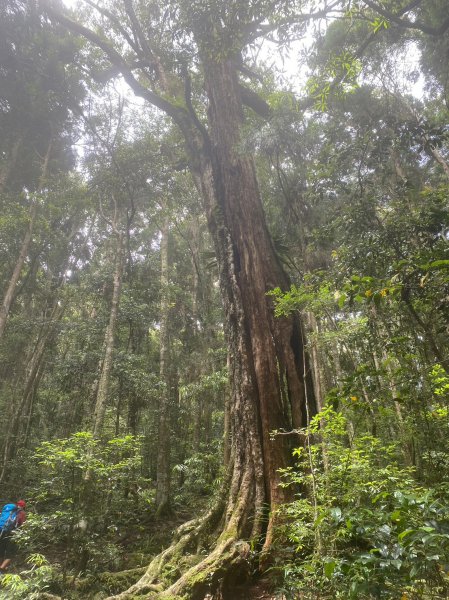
[[221, 579, 285, 599], [237, 583, 284, 599], [9, 503, 288, 599]]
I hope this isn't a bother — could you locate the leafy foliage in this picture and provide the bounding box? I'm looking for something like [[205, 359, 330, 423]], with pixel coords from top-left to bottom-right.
[[1, 0, 449, 597], [0, 554, 55, 600], [24, 433, 146, 572], [277, 409, 449, 599]]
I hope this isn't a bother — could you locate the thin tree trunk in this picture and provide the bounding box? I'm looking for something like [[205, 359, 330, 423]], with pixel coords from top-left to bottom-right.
[[189, 216, 204, 454], [0, 300, 65, 481], [115, 377, 124, 436], [189, 215, 201, 329], [370, 308, 414, 464], [0, 133, 23, 193], [92, 231, 124, 437], [0, 203, 37, 338], [306, 312, 326, 413], [0, 137, 52, 338], [156, 221, 172, 516]]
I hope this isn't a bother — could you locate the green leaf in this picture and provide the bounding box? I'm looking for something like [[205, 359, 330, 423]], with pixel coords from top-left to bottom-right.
[[324, 559, 337, 578], [398, 529, 415, 541], [330, 507, 342, 522], [391, 559, 402, 570], [420, 260, 449, 270], [338, 293, 347, 308]]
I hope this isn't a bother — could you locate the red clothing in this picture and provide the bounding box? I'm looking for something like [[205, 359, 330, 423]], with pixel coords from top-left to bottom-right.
[[15, 508, 26, 527]]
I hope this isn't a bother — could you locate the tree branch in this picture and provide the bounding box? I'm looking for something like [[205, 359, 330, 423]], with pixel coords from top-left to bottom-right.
[[362, 0, 449, 36], [121, 0, 170, 90], [245, 2, 342, 43], [81, 0, 140, 54], [39, 0, 186, 122], [238, 84, 272, 119]]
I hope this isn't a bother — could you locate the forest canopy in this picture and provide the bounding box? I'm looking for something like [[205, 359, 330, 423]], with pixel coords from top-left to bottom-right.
[[0, 0, 449, 598]]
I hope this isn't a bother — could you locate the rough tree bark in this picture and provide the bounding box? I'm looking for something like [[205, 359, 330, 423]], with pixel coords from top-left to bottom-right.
[[40, 3, 315, 598], [199, 53, 313, 550]]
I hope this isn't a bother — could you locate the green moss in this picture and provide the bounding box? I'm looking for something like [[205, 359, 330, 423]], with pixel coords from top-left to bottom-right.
[[159, 553, 203, 584], [72, 566, 147, 596], [99, 567, 147, 594], [217, 526, 237, 543], [185, 570, 209, 586]]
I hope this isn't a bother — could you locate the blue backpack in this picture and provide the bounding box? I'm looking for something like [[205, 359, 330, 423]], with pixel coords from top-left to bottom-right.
[[0, 504, 19, 534]]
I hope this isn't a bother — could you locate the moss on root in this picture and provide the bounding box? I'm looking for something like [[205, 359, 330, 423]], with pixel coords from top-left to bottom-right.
[[74, 567, 148, 596], [100, 494, 251, 600], [157, 539, 253, 600], [159, 553, 204, 585]]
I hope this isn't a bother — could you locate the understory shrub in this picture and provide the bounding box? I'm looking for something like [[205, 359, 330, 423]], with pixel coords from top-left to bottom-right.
[[277, 407, 449, 599], [0, 554, 55, 600], [23, 432, 148, 575]]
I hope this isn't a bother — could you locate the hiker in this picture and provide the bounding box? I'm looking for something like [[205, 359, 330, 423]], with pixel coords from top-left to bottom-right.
[[0, 500, 27, 573]]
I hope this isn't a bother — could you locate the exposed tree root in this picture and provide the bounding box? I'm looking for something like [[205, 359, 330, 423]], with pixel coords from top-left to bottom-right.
[[163, 537, 251, 599], [104, 537, 251, 600], [101, 408, 281, 600], [103, 494, 235, 600]]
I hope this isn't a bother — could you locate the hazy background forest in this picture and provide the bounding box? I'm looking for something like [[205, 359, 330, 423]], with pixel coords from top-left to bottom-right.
[[0, 0, 449, 598]]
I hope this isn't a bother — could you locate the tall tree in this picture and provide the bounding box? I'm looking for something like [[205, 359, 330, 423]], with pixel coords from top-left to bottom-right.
[[92, 224, 124, 437], [155, 219, 172, 516], [39, 1, 318, 595], [26, 0, 448, 596]]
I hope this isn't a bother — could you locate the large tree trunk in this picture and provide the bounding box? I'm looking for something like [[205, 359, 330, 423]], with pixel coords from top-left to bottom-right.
[[104, 54, 315, 600], [198, 56, 314, 552]]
